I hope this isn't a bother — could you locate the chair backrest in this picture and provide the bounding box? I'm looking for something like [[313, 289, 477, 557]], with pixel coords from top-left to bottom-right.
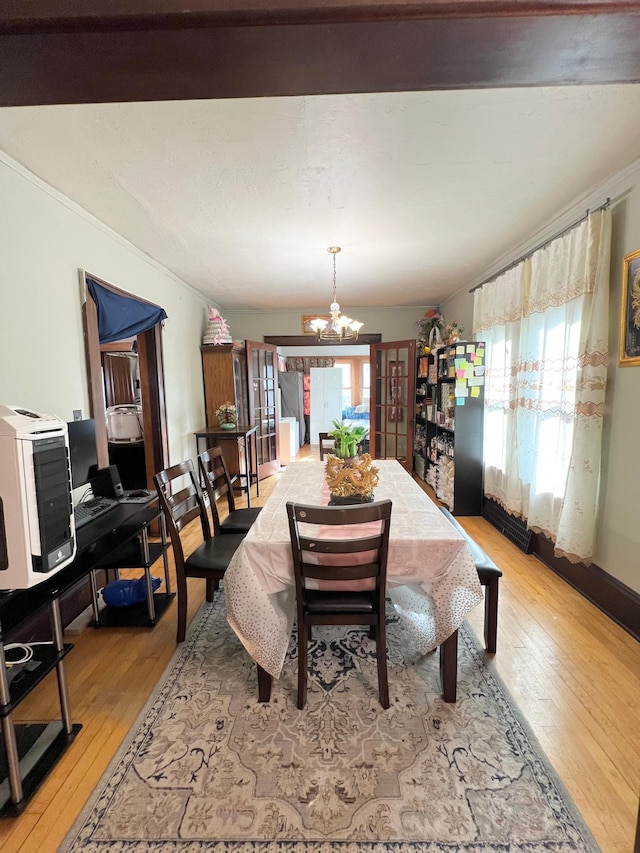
[[197, 447, 234, 535], [154, 460, 211, 567], [318, 432, 335, 461], [286, 500, 392, 607]]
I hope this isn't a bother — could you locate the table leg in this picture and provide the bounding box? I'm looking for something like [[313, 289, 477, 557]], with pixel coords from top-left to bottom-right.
[[439, 629, 458, 703], [244, 434, 252, 508], [257, 664, 272, 702], [253, 430, 260, 497]]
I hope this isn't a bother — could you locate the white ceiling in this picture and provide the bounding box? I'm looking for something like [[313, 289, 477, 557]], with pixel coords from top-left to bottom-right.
[[1, 84, 639, 312]]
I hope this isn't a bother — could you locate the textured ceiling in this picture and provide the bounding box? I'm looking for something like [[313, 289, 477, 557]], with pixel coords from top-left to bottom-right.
[[1, 85, 639, 311]]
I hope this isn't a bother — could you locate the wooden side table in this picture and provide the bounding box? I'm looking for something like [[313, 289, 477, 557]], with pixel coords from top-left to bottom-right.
[[194, 425, 259, 508]]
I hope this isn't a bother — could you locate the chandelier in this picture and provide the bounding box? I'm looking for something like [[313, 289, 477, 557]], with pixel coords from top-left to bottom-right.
[[309, 247, 364, 342]]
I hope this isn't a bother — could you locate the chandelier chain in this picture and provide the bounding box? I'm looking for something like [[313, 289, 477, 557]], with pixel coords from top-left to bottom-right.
[[309, 246, 363, 342]]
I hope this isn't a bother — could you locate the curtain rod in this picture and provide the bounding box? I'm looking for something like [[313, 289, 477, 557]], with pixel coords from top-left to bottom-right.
[[469, 197, 611, 294]]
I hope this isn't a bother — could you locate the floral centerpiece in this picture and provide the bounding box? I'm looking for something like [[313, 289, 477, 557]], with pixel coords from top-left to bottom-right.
[[215, 401, 237, 429], [325, 420, 378, 504]]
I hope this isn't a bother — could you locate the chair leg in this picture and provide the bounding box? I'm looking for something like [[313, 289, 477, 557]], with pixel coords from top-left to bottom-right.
[[375, 619, 390, 709], [205, 577, 220, 602], [297, 624, 308, 710], [369, 625, 376, 640], [484, 578, 499, 654]]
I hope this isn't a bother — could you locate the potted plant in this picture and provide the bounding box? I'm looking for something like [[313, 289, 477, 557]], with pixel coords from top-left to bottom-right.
[[327, 419, 368, 459], [215, 401, 237, 429], [324, 420, 378, 504]]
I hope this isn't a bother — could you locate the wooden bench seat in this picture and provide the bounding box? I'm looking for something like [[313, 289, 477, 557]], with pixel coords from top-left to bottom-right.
[[439, 506, 502, 653]]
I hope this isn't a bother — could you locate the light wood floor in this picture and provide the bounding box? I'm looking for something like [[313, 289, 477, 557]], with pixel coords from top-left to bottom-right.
[[1, 447, 638, 853]]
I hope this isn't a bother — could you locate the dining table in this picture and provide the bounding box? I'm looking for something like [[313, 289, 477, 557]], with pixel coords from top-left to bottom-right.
[[224, 459, 483, 703]]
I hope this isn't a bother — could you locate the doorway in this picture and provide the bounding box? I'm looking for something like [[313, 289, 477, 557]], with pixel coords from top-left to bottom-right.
[[82, 272, 169, 490]]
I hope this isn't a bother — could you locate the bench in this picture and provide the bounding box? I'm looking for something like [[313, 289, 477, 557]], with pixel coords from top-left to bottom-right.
[[439, 506, 502, 653]]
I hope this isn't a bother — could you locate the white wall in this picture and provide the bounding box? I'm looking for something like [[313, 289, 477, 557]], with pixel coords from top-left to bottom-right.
[[0, 154, 214, 467], [225, 306, 424, 343], [440, 161, 640, 594]]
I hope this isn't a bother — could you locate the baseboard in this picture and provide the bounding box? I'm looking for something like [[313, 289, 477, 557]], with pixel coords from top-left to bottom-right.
[[64, 597, 106, 635], [531, 532, 640, 643]]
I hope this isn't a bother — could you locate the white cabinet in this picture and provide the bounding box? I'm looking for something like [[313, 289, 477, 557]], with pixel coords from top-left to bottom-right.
[[278, 417, 300, 465], [309, 368, 343, 443]]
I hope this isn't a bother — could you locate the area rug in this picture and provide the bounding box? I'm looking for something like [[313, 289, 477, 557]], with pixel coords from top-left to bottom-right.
[[60, 592, 601, 852]]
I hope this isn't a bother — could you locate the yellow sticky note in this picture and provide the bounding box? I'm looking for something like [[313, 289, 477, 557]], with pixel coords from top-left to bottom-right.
[[471, 386, 480, 398]]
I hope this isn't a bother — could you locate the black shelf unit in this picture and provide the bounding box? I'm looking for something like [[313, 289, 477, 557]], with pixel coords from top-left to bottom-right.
[[0, 595, 80, 815], [413, 341, 485, 515], [89, 515, 172, 628], [0, 498, 171, 814], [1, 643, 73, 716]]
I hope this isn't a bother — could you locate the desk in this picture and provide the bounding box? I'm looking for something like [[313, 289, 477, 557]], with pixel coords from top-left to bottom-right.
[[194, 425, 259, 507], [225, 460, 483, 703], [0, 499, 171, 814]]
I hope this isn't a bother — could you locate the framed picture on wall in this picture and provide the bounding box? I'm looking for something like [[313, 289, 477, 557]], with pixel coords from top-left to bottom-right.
[[302, 315, 331, 335], [619, 248, 640, 366]]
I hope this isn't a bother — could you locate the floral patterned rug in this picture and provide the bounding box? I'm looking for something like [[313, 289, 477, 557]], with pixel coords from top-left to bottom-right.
[[60, 592, 601, 852]]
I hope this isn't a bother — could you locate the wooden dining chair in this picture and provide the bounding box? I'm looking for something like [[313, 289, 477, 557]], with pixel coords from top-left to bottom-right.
[[197, 447, 262, 535], [318, 432, 335, 461], [286, 499, 393, 710], [154, 459, 245, 642]]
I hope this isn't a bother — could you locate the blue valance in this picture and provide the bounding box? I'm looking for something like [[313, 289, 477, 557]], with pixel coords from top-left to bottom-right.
[[87, 278, 168, 344]]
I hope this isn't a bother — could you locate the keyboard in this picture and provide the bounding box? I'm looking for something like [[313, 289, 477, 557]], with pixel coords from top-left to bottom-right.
[[74, 496, 119, 529]]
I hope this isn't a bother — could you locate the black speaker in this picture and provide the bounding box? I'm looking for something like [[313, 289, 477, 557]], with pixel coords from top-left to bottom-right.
[[90, 465, 124, 500]]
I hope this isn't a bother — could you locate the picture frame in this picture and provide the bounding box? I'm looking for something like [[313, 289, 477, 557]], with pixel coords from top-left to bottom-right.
[[302, 314, 331, 335], [619, 248, 640, 366]]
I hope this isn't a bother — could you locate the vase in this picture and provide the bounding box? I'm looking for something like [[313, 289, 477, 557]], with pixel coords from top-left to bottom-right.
[[218, 422, 236, 430], [338, 454, 358, 466]]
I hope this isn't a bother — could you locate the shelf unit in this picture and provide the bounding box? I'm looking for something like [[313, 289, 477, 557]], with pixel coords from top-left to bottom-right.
[[201, 343, 249, 484], [0, 597, 81, 815], [88, 507, 172, 628], [413, 340, 485, 515]]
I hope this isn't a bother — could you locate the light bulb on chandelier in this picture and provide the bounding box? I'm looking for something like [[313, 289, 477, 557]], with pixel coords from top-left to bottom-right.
[[309, 247, 364, 342]]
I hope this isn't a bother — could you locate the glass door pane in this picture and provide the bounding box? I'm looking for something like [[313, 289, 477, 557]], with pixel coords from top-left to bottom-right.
[[247, 341, 280, 479], [370, 340, 416, 472]]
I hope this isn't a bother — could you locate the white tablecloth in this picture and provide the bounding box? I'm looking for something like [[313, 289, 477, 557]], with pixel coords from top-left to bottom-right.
[[225, 460, 483, 678]]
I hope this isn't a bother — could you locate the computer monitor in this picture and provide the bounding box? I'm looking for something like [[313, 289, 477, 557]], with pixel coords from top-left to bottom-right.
[[67, 418, 98, 489]]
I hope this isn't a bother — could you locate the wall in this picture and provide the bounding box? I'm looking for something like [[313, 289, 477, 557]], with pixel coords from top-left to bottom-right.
[[440, 160, 640, 595], [0, 153, 213, 467], [225, 306, 425, 343]]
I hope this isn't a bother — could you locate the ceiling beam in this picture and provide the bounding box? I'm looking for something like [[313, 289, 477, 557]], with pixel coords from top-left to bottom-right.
[[1, 2, 639, 107]]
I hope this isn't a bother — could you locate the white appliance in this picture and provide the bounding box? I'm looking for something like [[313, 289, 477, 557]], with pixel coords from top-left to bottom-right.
[[106, 405, 143, 442], [0, 405, 76, 589], [309, 367, 343, 442], [278, 417, 300, 465]]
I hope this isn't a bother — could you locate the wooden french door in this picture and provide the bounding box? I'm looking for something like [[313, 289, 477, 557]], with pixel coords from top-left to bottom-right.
[[370, 340, 416, 473], [246, 340, 280, 479]]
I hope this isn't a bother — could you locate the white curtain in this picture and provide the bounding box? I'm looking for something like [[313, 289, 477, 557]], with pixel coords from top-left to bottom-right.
[[473, 209, 611, 564]]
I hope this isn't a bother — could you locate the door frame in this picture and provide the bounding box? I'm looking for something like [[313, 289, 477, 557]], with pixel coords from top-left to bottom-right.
[[81, 270, 169, 490]]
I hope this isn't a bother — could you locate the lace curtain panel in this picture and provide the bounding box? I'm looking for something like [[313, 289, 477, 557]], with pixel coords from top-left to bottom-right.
[[473, 209, 611, 564]]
